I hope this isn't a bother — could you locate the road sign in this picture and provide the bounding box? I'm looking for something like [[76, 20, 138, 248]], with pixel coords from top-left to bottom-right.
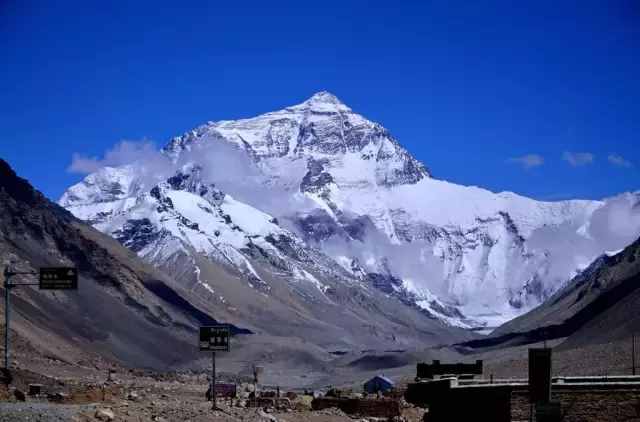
[[39, 267, 78, 290], [199, 325, 230, 352], [200, 325, 231, 411]]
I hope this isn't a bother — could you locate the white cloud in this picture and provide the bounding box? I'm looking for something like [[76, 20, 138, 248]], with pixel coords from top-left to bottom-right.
[[608, 153, 633, 168], [507, 154, 544, 169], [562, 151, 594, 167], [66, 137, 315, 218], [67, 140, 161, 174]]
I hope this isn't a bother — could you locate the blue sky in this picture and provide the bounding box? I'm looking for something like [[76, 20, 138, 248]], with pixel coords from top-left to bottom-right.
[[1, 1, 638, 201]]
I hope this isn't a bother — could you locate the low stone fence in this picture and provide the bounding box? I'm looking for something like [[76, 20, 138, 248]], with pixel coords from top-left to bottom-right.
[[247, 397, 292, 410], [311, 397, 401, 418], [408, 378, 640, 422], [511, 386, 640, 422]]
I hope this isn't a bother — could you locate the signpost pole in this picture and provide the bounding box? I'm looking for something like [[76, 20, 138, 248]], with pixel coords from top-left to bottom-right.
[[3, 267, 10, 371], [212, 351, 216, 410], [633, 333, 636, 376], [199, 325, 229, 411]]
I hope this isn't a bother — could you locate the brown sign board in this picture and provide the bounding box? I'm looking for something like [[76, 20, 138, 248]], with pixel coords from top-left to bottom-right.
[[39, 267, 78, 290], [529, 348, 552, 404], [199, 325, 230, 352], [207, 383, 236, 399]]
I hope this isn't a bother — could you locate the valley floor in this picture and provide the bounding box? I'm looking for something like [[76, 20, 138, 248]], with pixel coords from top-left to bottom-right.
[[1, 319, 638, 421], [0, 367, 425, 422]]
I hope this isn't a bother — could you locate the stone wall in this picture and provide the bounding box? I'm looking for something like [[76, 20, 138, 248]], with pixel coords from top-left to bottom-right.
[[512, 389, 640, 422], [311, 397, 401, 418]]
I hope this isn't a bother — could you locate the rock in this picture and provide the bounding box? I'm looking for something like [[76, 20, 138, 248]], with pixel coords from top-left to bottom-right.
[[127, 391, 139, 401], [0, 384, 9, 401], [293, 395, 313, 411], [28, 383, 44, 396], [13, 388, 26, 401], [0, 368, 13, 385], [95, 408, 115, 421], [257, 409, 279, 422], [48, 392, 69, 402]]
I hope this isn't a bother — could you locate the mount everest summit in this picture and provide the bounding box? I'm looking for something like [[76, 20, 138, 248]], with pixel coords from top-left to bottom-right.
[[60, 91, 640, 331]]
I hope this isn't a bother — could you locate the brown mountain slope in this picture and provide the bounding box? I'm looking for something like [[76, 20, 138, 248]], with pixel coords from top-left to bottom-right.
[[0, 158, 245, 370], [0, 158, 477, 388]]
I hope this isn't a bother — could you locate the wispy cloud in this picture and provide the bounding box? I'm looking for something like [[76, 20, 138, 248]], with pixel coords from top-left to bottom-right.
[[67, 140, 160, 174], [507, 154, 544, 169], [563, 151, 594, 167], [608, 153, 633, 168]]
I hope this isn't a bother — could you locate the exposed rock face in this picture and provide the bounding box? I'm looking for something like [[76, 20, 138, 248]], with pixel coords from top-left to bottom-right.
[[300, 158, 335, 196], [112, 218, 163, 253], [60, 92, 640, 329]]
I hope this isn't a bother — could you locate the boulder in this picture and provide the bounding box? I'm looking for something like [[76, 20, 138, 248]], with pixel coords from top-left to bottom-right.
[[48, 392, 69, 402], [256, 410, 279, 422], [95, 408, 115, 421], [13, 389, 25, 401]]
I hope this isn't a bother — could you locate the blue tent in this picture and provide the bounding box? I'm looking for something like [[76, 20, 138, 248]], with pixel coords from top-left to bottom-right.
[[364, 375, 394, 394]]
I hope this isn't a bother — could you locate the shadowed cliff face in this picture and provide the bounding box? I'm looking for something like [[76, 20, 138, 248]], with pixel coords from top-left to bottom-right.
[[0, 158, 247, 369]]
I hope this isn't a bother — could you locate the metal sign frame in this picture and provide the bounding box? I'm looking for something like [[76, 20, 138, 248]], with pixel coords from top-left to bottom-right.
[[199, 325, 231, 352], [39, 267, 78, 290]]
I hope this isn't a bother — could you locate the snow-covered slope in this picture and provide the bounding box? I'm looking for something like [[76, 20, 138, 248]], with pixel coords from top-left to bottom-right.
[[61, 91, 640, 329], [60, 163, 339, 295]]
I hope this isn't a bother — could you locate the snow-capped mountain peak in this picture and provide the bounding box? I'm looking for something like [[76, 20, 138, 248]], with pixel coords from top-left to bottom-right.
[[288, 91, 352, 113], [60, 93, 640, 330]]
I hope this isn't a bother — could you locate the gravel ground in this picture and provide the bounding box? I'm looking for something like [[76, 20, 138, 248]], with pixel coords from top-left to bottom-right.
[[0, 400, 420, 422], [0, 374, 422, 422], [0, 402, 96, 421]]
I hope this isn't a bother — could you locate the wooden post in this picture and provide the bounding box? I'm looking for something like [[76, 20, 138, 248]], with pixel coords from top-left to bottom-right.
[[633, 333, 636, 376], [212, 351, 216, 410]]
